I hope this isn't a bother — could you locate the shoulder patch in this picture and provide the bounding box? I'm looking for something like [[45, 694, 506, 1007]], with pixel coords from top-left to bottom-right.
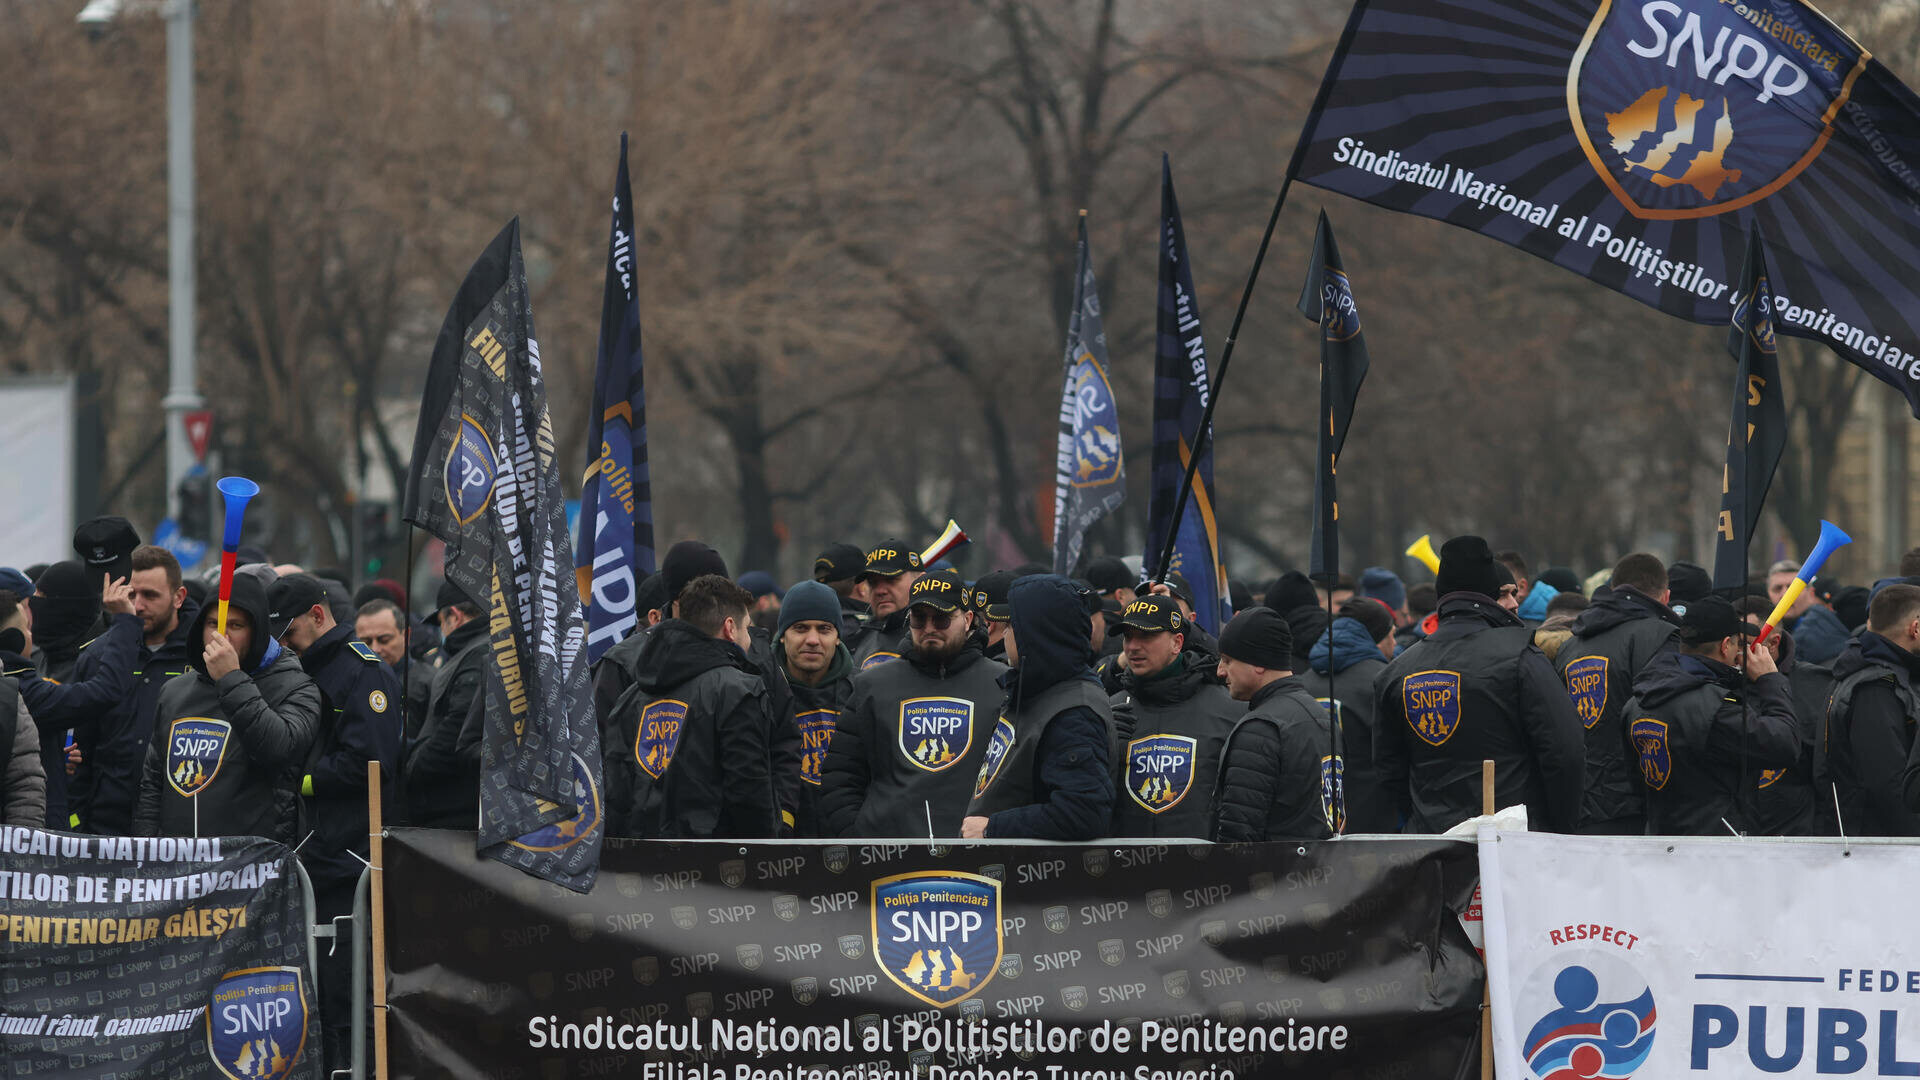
[[348, 640, 382, 662]]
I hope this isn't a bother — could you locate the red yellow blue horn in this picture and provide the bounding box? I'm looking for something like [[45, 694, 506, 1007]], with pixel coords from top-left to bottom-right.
[[1758, 520, 1851, 643], [214, 476, 260, 637]]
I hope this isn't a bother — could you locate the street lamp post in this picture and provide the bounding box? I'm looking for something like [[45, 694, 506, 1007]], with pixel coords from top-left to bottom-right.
[[160, 0, 203, 523]]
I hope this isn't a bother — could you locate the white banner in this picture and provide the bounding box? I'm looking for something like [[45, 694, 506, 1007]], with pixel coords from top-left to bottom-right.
[[0, 378, 74, 567], [1480, 831, 1920, 1079]]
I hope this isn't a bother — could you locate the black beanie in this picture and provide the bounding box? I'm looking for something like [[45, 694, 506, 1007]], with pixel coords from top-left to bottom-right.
[[1436, 536, 1500, 599], [1218, 606, 1295, 669], [1263, 570, 1320, 615], [1667, 561, 1713, 606], [28, 560, 101, 654], [662, 541, 729, 601]]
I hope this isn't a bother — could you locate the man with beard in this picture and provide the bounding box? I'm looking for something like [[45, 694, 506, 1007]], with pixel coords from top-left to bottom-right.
[[846, 540, 923, 671], [821, 568, 1005, 837], [1107, 596, 1235, 839], [71, 544, 200, 834], [775, 581, 855, 836], [970, 570, 1016, 662], [1374, 536, 1584, 833]]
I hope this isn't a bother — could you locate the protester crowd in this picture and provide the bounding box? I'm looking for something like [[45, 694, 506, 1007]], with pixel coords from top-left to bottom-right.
[[5, 517, 1920, 1065]]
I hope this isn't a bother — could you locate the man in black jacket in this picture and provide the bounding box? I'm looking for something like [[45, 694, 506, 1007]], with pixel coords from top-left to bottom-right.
[[1108, 596, 1235, 839], [1821, 583, 1920, 835], [822, 568, 1007, 837], [272, 573, 401, 1068], [1208, 607, 1336, 842], [775, 581, 856, 836], [402, 580, 487, 829], [134, 573, 320, 840], [1297, 600, 1397, 833], [72, 545, 200, 835], [847, 540, 923, 671], [811, 543, 870, 638], [603, 574, 775, 838], [964, 575, 1114, 840], [1623, 597, 1798, 835], [1556, 553, 1680, 834], [1374, 536, 1585, 833], [0, 566, 141, 829]]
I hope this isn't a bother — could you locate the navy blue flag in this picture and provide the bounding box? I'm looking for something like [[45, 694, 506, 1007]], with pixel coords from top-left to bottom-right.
[[1713, 226, 1787, 591], [576, 132, 655, 666], [1300, 212, 1371, 581], [1052, 214, 1126, 576], [403, 220, 605, 892], [1292, 0, 1920, 416], [1143, 156, 1229, 630]]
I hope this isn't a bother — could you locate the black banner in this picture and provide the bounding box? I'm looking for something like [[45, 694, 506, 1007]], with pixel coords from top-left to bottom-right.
[[1293, 0, 1920, 416], [0, 826, 319, 1079], [386, 828, 1482, 1080]]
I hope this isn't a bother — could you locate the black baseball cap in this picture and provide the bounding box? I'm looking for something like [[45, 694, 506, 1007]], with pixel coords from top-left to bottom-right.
[[970, 570, 1016, 621], [907, 568, 965, 613], [427, 579, 475, 625], [267, 574, 330, 638], [73, 516, 141, 586], [1678, 595, 1755, 646], [859, 539, 923, 581], [813, 543, 865, 584], [1117, 596, 1184, 636]]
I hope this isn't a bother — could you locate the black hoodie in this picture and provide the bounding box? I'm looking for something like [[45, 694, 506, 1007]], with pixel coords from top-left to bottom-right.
[[967, 575, 1115, 840], [1820, 632, 1920, 836], [1557, 586, 1680, 833], [603, 619, 776, 838], [1621, 648, 1799, 835], [133, 574, 320, 841]]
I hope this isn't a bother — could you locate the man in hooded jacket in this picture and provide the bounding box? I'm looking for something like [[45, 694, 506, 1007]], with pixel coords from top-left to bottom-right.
[[1819, 583, 1920, 835], [0, 564, 141, 828], [1622, 597, 1799, 835], [1374, 536, 1585, 833], [1555, 553, 1680, 834], [964, 575, 1115, 840], [133, 573, 320, 841], [1297, 600, 1397, 833], [822, 569, 1006, 837], [402, 581, 488, 829], [1107, 595, 1234, 839], [603, 574, 776, 838], [775, 581, 856, 837]]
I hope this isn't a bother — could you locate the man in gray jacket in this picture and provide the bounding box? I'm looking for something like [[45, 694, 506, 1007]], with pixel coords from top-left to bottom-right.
[[135, 573, 319, 840]]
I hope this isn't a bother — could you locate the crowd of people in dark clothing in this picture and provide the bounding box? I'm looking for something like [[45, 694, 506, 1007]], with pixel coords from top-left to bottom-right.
[[5, 516, 1920, 1066]]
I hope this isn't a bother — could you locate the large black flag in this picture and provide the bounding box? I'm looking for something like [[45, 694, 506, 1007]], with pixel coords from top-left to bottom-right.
[[1052, 213, 1126, 576], [1290, 0, 1920, 417], [1299, 212, 1371, 580], [403, 219, 604, 891], [1713, 226, 1787, 592], [1144, 156, 1228, 630]]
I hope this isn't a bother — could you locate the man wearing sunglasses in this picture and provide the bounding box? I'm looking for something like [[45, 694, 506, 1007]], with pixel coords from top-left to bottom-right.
[[819, 568, 1006, 837]]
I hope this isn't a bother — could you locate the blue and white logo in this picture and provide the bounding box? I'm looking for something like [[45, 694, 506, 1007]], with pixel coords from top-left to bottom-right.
[[1066, 352, 1122, 488], [167, 717, 231, 798], [1519, 956, 1656, 1080], [207, 966, 308, 1080], [444, 414, 497, 525], [899, 697, 973, 773], [973, 718, 1016, 799], [1566, 656, 1610, 730], [1125, 734, 1196, 814], [1403, 670, 1462, 747], [871, 872, 1003, 1008], [798, 708, 838, 786], [1630, 717, 1671, 790]]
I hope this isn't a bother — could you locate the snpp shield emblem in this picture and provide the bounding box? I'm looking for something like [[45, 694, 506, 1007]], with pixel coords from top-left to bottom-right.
[[735, 944, 763, 971], [1403, 671, 1462, 747], [791, 977, 818, 1005], [1631, 717, 1673, 790], [206, 967, 308, 1080], [1043, 906, 1070, 934], [720, 860, 746, 889], [671, 906, 697, 930], [1567, 0, 1864, 220], [635, 699, 688, 779], [999, 954, 1022, 979], [1098, 939, 1125, 967], [798, 708, 838, 786], [1126, 734, 1198, 814], [774, 894, 799, 921], [871, 872, 1002, 1008], [167, 717, 231, 798], [899, 697, 974, 773], [445, 414, 497, 525], [839, 934, 866, 960], [1565, 656, 1610, 730], [973, 718, 1016, 798], [1061, 985, 1088, 1011]]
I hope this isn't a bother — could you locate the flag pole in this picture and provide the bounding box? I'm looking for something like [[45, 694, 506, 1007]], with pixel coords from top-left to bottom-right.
[[367, 759, 389, 1080], [1150, 174, 1294, 583]]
